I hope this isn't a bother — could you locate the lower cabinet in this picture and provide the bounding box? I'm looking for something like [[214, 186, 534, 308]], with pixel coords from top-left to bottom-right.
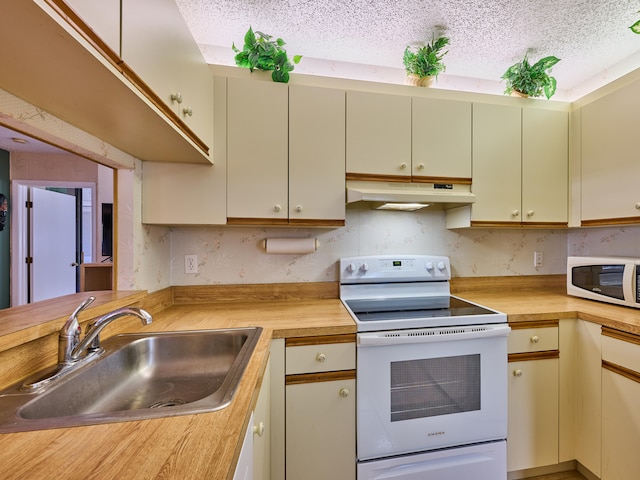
[[233, 412, 255, 480], [507, 320, 560, 472], [601, 328, 640, 480], [284, 335, 356, 480]]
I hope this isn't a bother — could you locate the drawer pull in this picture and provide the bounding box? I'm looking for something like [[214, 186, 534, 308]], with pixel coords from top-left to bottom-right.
[[253, 421, 265, 437], [339, 388, 350, 398], [530, 335, 540, 343], [316, 353, 327, 363], [513, 369, 523, 377]]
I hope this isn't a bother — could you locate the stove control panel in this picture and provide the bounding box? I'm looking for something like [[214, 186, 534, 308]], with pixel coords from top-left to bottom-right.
[[340, 255, 451, 283]]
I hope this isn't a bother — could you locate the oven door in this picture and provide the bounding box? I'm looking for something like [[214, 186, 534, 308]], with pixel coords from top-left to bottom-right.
[[357, 324, 510, 460]]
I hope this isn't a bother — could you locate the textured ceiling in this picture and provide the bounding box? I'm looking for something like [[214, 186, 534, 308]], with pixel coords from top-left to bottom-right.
[[176, 0, 640, 98]]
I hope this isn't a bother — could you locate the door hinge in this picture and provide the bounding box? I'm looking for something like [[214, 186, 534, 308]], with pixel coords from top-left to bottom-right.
[[25, 201, 33, 209], [25, 257, 33, 264]]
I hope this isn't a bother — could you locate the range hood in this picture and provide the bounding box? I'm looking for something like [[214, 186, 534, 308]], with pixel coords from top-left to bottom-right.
[[346, 181, 475, 210]]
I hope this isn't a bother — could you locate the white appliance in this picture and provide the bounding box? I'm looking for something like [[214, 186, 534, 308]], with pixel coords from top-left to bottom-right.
[[340, 255, 510, 480], [567, 255, 640, 308]]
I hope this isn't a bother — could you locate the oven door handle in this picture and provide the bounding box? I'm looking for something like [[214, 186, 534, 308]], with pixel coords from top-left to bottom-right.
[[357, 324, 511, 346]]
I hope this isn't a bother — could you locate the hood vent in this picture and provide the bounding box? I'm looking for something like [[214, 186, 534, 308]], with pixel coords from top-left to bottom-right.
[[346, 181, 475, 210]]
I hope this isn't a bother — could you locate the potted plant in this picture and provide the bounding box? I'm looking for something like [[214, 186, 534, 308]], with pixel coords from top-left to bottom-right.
[[232, 27, 302, 83], [501, 54, 560, 99], [402, 35, 449, 87]]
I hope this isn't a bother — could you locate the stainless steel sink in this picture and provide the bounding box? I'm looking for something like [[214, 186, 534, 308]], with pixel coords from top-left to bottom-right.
[[0, 327, 262, 432]]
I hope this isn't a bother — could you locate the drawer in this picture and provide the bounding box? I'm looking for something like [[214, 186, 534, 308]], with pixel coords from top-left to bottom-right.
[[286, 342, 355, 375], [602, 329, 640, 374], [508, 325, 558, 354]]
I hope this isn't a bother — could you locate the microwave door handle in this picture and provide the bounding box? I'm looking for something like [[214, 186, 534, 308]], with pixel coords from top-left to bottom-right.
[[624, 264, 635, 303]]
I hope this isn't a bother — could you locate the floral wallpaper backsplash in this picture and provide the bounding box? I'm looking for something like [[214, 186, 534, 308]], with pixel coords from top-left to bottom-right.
[[133, 207, 640, 292], [163, 208, 572, 288]]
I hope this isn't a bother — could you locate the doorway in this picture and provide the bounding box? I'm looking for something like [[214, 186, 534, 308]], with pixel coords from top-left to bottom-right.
[[11, 181, 95, 306]]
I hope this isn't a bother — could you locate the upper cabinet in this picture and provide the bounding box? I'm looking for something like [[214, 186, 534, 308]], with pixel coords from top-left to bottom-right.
[[412, 97, 472, 183], [226, 78, 289, 223], [227, 77, 345, 226], [581, 79, 640, 226], [447, 103, 568, 228], [1, 0, 212, 164], [121, 0, 213, 153], [346, 91, 472, 184], [289, 85, 346, 224], [64, 0, 120, 54], [346, 91, 412, 181]]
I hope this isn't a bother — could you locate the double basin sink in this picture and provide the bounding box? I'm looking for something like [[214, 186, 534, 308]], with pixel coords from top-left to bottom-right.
[[0, 327, 262, 433]]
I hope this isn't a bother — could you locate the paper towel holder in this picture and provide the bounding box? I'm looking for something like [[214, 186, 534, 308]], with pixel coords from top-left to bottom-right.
[[261, 237, 319, 254]]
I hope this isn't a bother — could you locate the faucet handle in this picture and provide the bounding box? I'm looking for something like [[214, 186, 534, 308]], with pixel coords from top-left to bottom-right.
[[58, 296, 96, 364]]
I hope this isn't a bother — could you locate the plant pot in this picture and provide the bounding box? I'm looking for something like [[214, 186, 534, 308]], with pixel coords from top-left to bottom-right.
[[510, 90, 529, 98], [406, 74, 434, 88]]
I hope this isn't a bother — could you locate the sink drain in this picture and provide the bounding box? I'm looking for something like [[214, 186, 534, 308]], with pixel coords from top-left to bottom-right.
[[149, 399, 187, 408]]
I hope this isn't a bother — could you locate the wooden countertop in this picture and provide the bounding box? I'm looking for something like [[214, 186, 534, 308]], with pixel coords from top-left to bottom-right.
[[0, 298, 355, 480], [3, 277, 640, 479]]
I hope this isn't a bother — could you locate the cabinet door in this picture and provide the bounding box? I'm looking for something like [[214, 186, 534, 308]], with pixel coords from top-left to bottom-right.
[[346, 91, 411, 179], [472, 103, 522, 223], [286, 379, 356, 480], [227, 78, 288, 221], [412, 97, 472, 181], [575, 320, 601, 477], [233, 412, 254, 480], [581, 80, 640, 223], [253, 358, 271, 480], [289, 85, 345, 223], [507, 358, 559, 471], [64, 0, 120, 54], [121, 0, 213, 151], [142, 76, 226, 225], [602, 369, 640, 479], [522, 109, 568, 224]]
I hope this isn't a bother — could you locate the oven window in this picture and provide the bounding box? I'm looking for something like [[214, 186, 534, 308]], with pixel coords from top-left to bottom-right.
[[390, 354, 481, 422]]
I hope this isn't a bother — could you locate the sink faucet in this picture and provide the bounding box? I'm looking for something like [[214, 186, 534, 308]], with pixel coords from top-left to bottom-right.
[[23, 299, 153, 391], [70, 306, 152, 360]]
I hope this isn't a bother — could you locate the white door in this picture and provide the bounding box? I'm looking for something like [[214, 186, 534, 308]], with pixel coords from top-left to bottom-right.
[[31, 188, 77, 302]]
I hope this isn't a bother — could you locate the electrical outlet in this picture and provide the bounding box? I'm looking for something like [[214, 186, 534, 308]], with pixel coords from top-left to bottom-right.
[[534, 251, 544, 268], [184, 254, 198, 274]]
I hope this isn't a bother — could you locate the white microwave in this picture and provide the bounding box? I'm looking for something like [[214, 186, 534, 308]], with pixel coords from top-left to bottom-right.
[[567, 256, 640, 308]]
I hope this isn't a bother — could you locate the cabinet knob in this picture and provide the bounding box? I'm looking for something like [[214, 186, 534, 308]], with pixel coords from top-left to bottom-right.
[[531, 335, 540, 343], [316, 353, 327, 363], [400, 162, 408, 170], [183, 107, 193, 117], [253, 421, 265, 437], [170, 92, 183, 104], [512, 210, 520, 217], [417, 163, 425, 170], [295, 205, 303, 213], [513, 369, 523, 377], [273, 204, 282, 212], [636, 203, 640, 210], [527, 210, 535, 217], [339, 388, 350, 398]]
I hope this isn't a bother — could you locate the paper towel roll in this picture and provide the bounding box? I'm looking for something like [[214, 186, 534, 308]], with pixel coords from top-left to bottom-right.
[[263, 238, 318, 254]]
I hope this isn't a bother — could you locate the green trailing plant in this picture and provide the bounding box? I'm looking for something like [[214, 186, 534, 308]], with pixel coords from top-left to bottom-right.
[[631, 13, 640, 34], [403, 35, 450, 79], [501, 54, 560, 99], [232, 27, 302, 83]]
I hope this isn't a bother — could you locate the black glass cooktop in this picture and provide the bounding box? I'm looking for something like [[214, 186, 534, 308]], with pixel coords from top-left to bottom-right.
[[345, 296, 497, 322]]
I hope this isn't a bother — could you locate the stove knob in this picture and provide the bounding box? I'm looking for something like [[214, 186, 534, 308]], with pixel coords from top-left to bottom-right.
[[425, 262, 434, 271], [346, 263, 356, 273], [437, 262, 447, 272], [360, 263, 369, 272]]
